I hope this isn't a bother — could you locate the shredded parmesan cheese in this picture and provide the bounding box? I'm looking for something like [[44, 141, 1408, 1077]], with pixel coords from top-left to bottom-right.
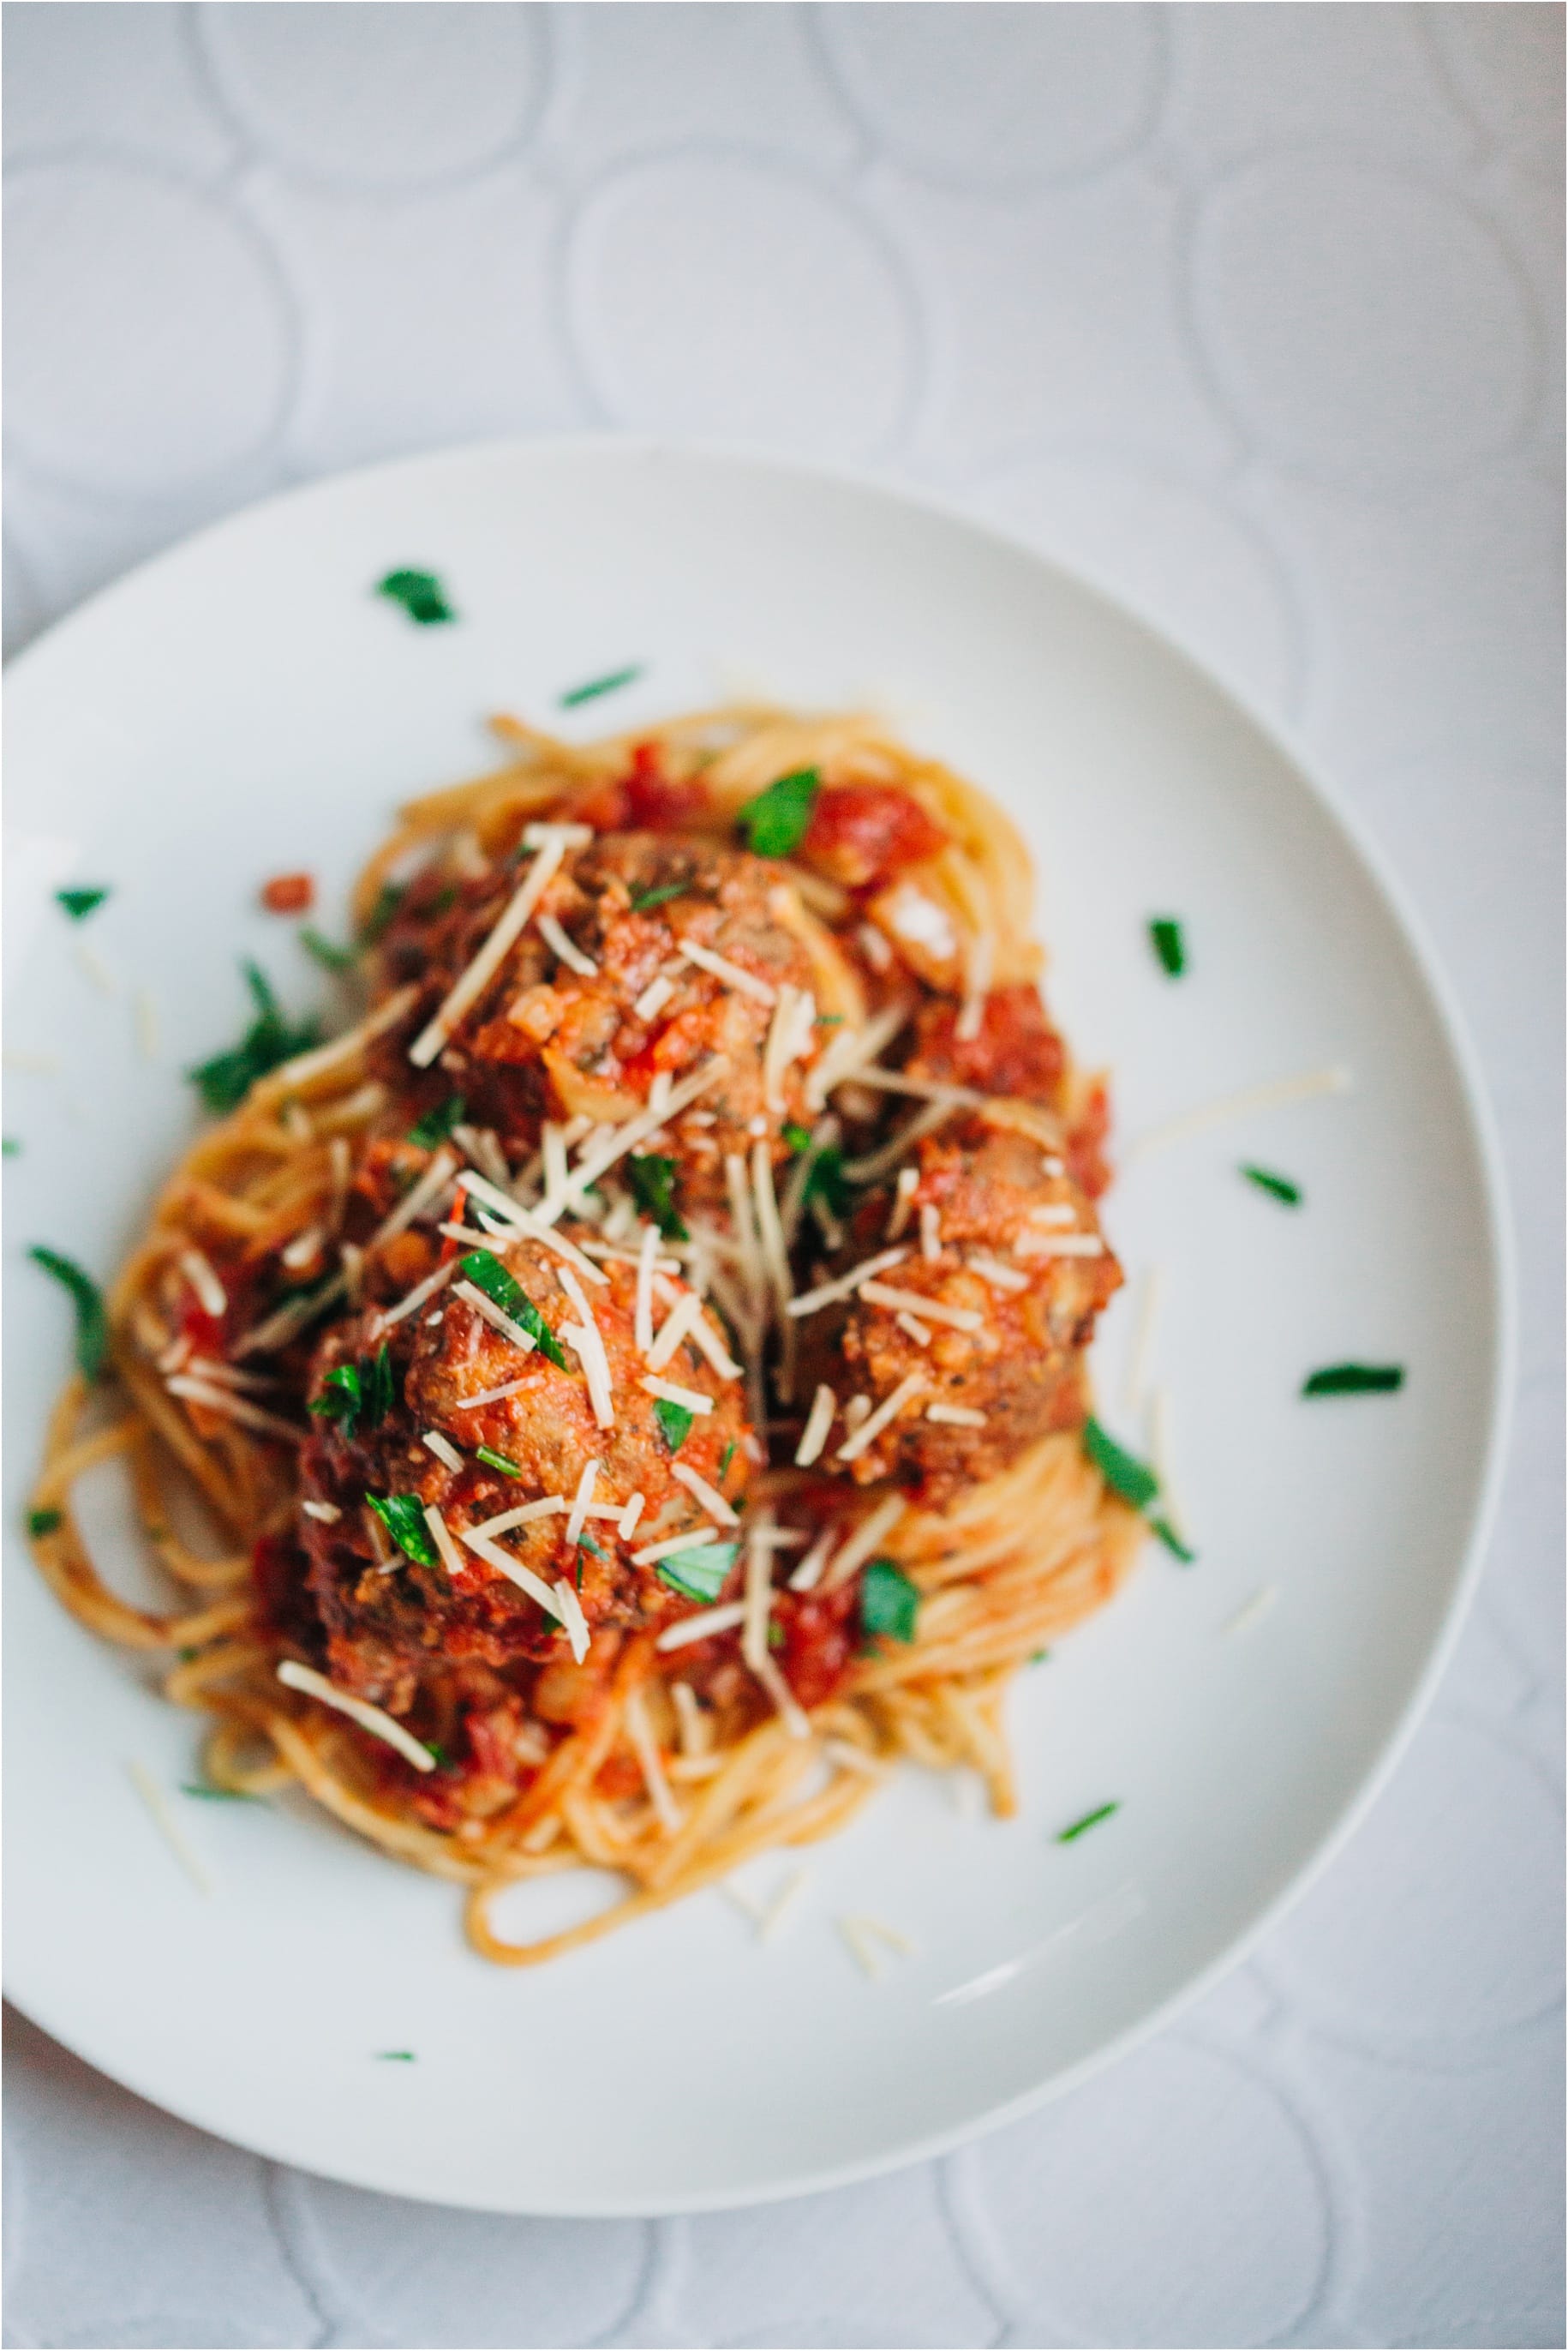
[[459, 1526, 567, 1617], [820, 1493, 908, 1591], [409, 842, 572, 1067], [301, 1499, 341, 1524], [536, 1057, 729, 1224], [280, 1224, 324, 1274], [678, 939, 776, 1004], [452, 1278, 539, 1355], [967, 1253, 1029, 1292], [371, 1259, 458, 1338], [166, 1376, 303, 1445], [805, 999, 911, 1110], [178, 1249, 227, 1318], [763, 984, 815, 1111], [955, 926, 995, 1043], [565, 1458, 601, 1547], [920, 1203, 942, 1262], [452, 1374, 529, 1410], [128, 1760, 211, 1893], [788, 1527, 835, 1592], [672, 1460, 739, 1527], [895, 1310, 932, 1345], [887, 1165, 919, 1239], [558, 1263, 614, 1428], [368, 1144, 459, 1254], [422, 1430, 464, 1473], [639, 1374, 712, 1413], [1128, 1064, 1353, 1164], [551, 1576, 592, 1664], [655, 1599, 746, 1651], [1029, 1202, 1075, 1226], [632, 969, 678, 1023], [471, 1496, 567, 1538], [794, 1382, 836, 1467], [1014, 1231, 1105, 1259], [538, 913, 598, 978], [647, 1290, 703, 1371], [259, 984, 419, 1098], [422, 1502, 469, 1579], [785, 1245, 910, 1321], [835, 1371, 929, 1464], [276, 1659, 435, 1772], [925, 1402, 987, 1427], [857, 1280, 983, 1334], [842, 1101, 955, 1186], [1225, 1585, 1278, 1638], [633, 1526, 721, 1566], [619, 1490, 646, 1538]]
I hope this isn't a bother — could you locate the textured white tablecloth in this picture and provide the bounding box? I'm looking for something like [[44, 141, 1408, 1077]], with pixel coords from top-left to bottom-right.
[[3, 8, 1562, 2347]]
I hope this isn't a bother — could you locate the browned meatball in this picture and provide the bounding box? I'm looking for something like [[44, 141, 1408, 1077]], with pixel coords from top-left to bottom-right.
[[296, 1236, 752, 1709], [374, 832, 858, 1208], [793, 1116, 1122, 1507]]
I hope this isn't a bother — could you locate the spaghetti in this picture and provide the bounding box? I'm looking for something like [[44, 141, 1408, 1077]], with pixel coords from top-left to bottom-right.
[[30, 705, 1146, 1965]]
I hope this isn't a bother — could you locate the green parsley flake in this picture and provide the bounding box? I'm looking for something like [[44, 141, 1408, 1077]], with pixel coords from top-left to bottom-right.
[[1241, 1164, 1302, 1208], [360, 881, 404, 945], [27, 1508, 62, 1538], [859, 1558, 920, 1645], [653, 1398, 694, 1454], [188, 963, 320, 1114], [656, 1542, 738, 1605], [1057, 1802, 1119, 1844], [629, 880, 689, 914], [1029, 1649, 1050, 1664], [578, 1532, 607, 1561], [560, 663, 643, 708], [299, 927, 358, 975], [2, 1138, 19, 1157], [181, 1782, 260, 1802], [375, 2050, 416, 2062], [1302, 1363, 1404, 1397], [1082, 1417, 1159, 1513], [367, 1493, 440, 1567], [476, 1444, 524, 1479], [626, 1153, 687, 1242], [376, 569, 454, 626], [30, 1246, 109, 1380], [458, 1252, 568, 1370], [1148, 917, 1186, 977], [718, 1439, 737, 1483], [409, 1094, 466, 1149], [309, 1362, 362, 1431], [1152, 1517, 1196, 1563], [782, 1123, 813, 1153], [56, 886, 111, 921], [738, 767, 818, 858]]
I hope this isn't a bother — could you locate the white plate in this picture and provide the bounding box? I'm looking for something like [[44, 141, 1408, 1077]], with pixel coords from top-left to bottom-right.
[[3, 440, 1511, 2216]]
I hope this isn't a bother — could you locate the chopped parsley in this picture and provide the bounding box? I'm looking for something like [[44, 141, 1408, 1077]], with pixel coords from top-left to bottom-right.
[[409, 1094, 466, 1149], [1241, 1164, 1302, 1207], [1302, 1363, 1404, 1397], [799, 1138, 855, 1220], [181, 1782, 260, 1802], [458, 1251, 568, 1370], [1029, 1649, 1050, 1664], [1083, 1417, 1159, 1513], [653, 1398, 694, 1454], [367, 1492, 440, 1567], [476, 1444, 524, 1479], [1057, 1802, 1119, 1844], [626, 1153, 687, 1242], [859, 1558, 920, 1645], [738, 767, 818, 858], [27, 1508, 62, 1538], [578, 1532, 607, 1560], [375, 568, 454, 626], [360, 881, 404, 945], [188, 963, 320, 1114], [30, 1246, 109, 1379], [782, 1122, 813, 1153], [718, 1439, 737, 1483], [1152, 1518, 1195, 1563], [1148, 917, 1186, 977], [375, 2050, 416, 2062], [655, 1541, 738, 1604], [560, 663, 643, 708], [309, 1346, 393, 1440], [299, 927, 358, 974], [2, 1138, 18, 1157], [768, 1619, 786, 1651], [629, 880, 689, 914], [56, 885, 111, 921]]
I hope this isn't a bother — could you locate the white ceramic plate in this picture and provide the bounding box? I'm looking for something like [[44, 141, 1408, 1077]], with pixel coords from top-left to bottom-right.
[[3, 440, 1511, 2216]]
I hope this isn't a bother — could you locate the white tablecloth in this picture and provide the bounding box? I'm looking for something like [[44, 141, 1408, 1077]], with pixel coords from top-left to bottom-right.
[[3, 8, 1562, 2346]]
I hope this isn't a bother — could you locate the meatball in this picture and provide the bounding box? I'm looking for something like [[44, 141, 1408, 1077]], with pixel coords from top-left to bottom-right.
[[375, 831, 859, 1209], [793, 1115, 1122, 1508], [295, 1234, 752, 1710]]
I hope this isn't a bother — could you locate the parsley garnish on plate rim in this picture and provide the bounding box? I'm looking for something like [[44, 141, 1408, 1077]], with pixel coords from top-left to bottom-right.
[[56, 886, 111, 921], [375, 569, 454, 626], [1302, 1362, 1404, 1396], [30, 1246, 109, 1380], [1241, 1164, 1302, 1207], [1148, 916, 1186, 976], [560, 663, 643, 708]]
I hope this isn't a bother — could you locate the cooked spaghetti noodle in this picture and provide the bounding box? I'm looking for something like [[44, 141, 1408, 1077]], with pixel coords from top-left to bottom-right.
[[31, 705, 1146, 1964]]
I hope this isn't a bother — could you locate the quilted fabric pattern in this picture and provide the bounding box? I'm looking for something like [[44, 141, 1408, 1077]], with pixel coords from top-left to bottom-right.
[[3, 7, 1561, 2344]]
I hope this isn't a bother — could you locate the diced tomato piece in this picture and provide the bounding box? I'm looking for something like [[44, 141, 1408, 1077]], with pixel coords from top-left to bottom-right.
[[776, 1579, 860, 1711], [911, 983, 1066, 1103], [624, 741, 707, 831], [260, 872, 314, 915], [802, 784, 949, 890]]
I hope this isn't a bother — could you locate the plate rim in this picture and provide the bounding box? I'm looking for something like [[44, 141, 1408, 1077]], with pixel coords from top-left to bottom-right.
[[2, 431, 1517, 2216]]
